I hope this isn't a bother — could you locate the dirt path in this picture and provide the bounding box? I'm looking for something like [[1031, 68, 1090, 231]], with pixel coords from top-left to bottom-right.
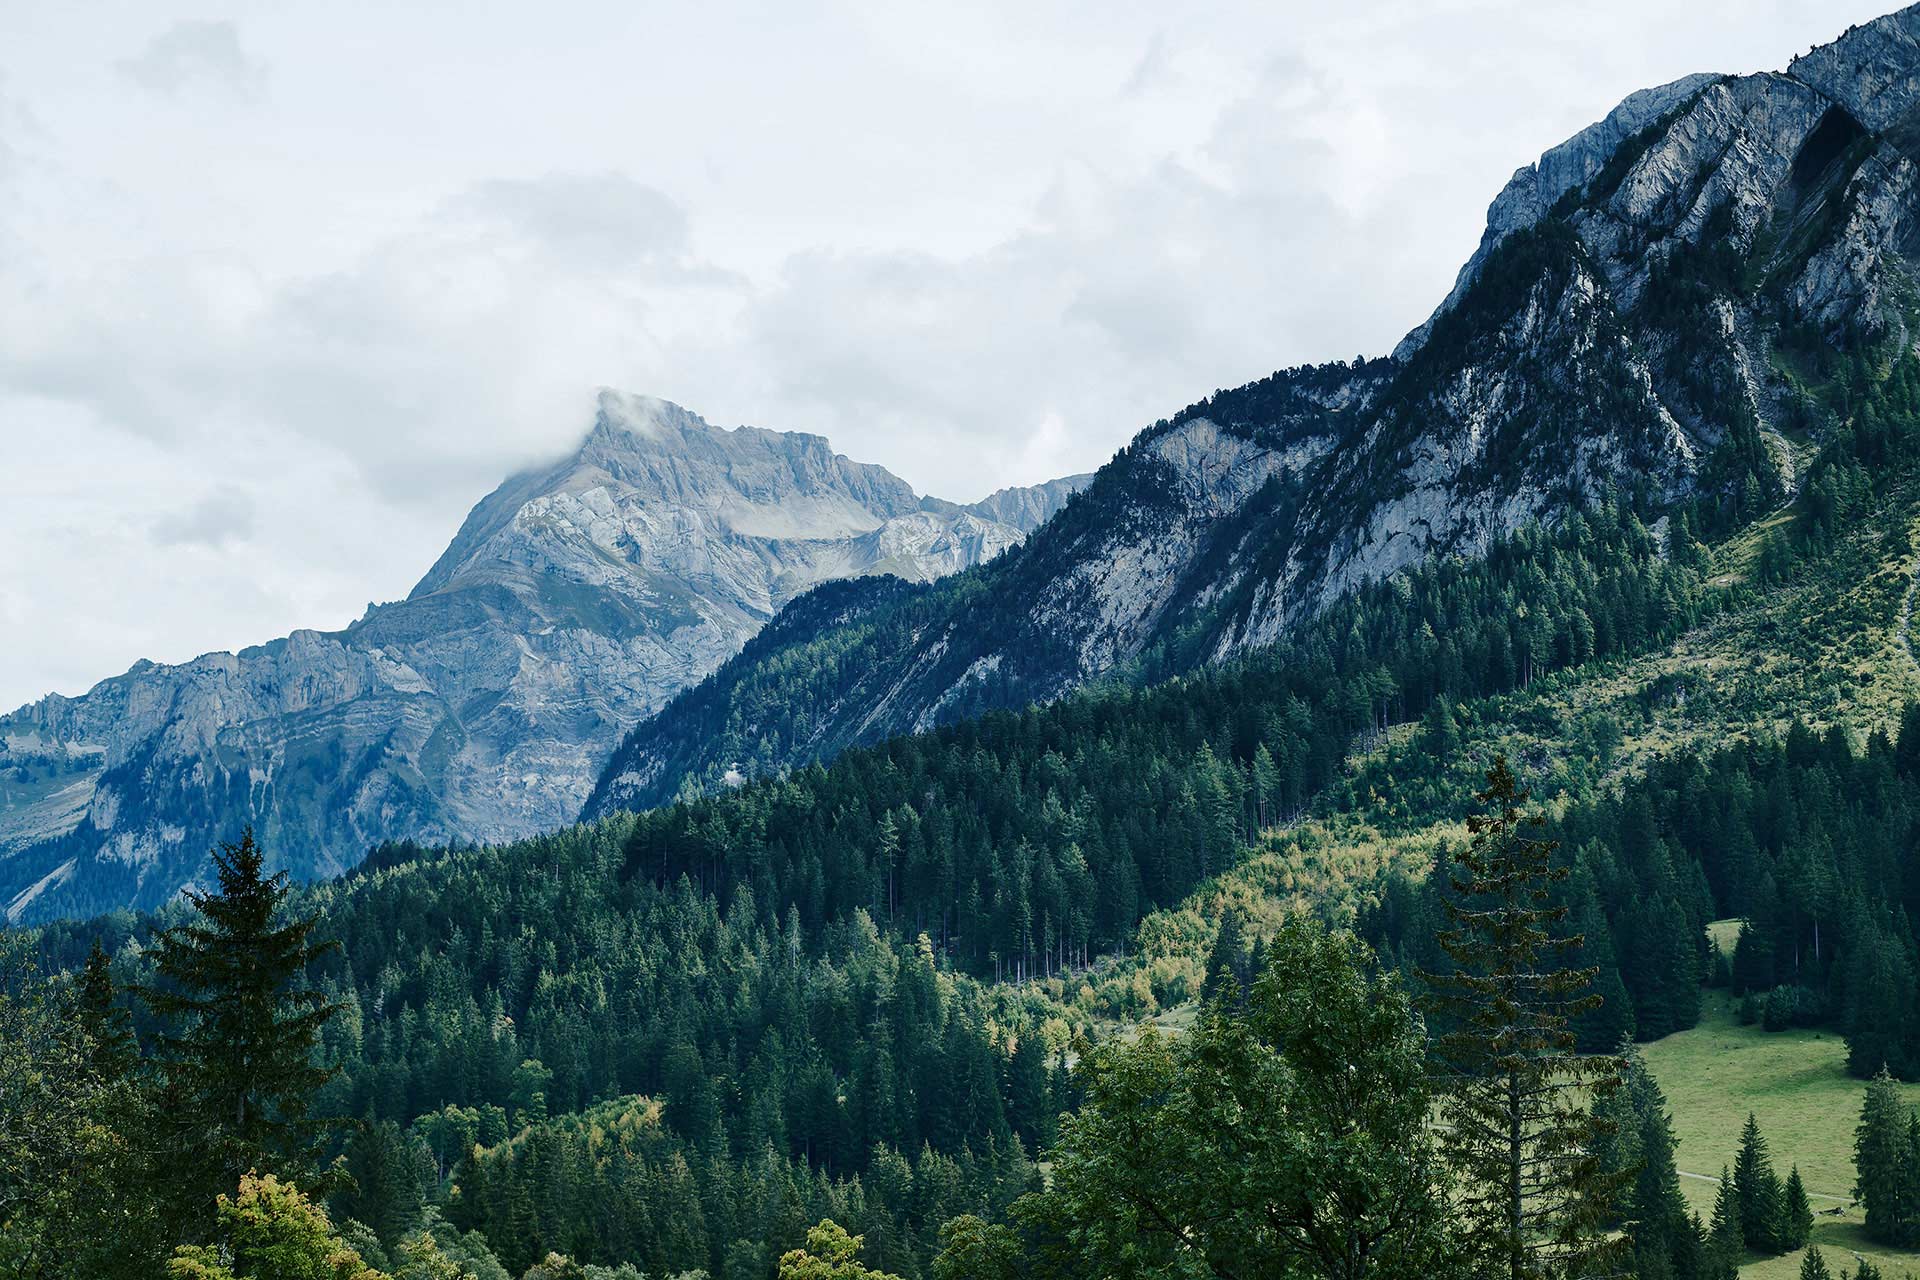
[[1677, 1168, 1851, 1204]]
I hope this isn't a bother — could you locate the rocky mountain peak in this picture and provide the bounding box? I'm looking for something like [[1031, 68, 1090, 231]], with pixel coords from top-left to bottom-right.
[[0, 394, 1086, 921]]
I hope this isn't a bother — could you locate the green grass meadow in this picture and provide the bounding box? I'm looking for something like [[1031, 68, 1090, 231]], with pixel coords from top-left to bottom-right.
[[1645, 990, 1920, 1278]]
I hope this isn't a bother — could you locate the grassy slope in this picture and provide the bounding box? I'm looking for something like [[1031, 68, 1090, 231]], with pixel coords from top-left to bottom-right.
[[1645, 990, 1920, 1278]]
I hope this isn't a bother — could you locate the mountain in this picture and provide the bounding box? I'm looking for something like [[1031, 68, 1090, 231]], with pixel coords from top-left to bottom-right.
[[0, 392, 1087, 922], [25, 9, 1920, 1278], [585, 5, 1920, 818]]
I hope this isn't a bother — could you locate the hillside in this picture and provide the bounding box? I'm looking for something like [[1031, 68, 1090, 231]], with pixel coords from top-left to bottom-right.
[[0, 393, 1084, 923], [587, 7, 1920, 818]]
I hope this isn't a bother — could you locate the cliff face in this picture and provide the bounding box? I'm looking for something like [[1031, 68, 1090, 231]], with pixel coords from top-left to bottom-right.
[[0, 392, 1085, 921], [585, 5, 1920, 819]]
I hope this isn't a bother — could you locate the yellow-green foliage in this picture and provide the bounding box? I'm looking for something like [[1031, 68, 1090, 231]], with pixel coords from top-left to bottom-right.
[[1027, 818, 1454, 1028], [168, 1172, 387, 1280], [1531, 503, 1920, 782]]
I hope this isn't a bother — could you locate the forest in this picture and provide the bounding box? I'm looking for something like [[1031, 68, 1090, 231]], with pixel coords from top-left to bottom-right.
[[0, 767, 1762, 1280], [11, 273, 1920, 1280]]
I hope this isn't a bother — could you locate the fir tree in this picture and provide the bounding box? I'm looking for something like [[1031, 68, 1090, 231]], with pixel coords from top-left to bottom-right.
[[1799, 1246, 1834, 1280], [1199, 910, 1249, 1005], [1732, 1114, 1786, 1254], [1782, 1166, 1814, 1250], [73, 938, 137, 1082], [1856, 1072, 1912, 1245], [141, 829, 341, 1205], [1596, 1045, 1700, 1278], [1706, 1165, 1743, 1279], [1423, 755, 1626, 1279]]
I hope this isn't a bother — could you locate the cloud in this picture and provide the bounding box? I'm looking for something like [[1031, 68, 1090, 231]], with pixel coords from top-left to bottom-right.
[[0, 0, 1903, 710], [446, 174, 695, 270], [1120, 31, 1173, 98], [151, 485, 256, 548], [116, 20, 265, 98], [700, 68, 1439, 497]]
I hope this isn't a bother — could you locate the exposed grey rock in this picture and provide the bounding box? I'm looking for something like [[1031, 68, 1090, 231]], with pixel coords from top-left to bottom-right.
[[1396, 71, 1720, 359], [0, 392, 1085, 920], [1789, 6, 1920, 132]]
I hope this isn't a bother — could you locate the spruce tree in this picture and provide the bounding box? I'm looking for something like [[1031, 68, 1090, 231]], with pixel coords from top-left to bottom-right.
[[1732, 1113, 1786, 1254], [1200, 909, 1248, 1005], [1706, 1167, 1743, 1279], [1598, 1046, 1699, 1277], [1799, 1246, 1834, 1280], [141, 829, 340, 1205], [73, 937, 137, 1081], [1423, 755, 1626, 1279], [1858, 1043, 1915, 1243], [1782, 1166, 1814, 1250], [1901, 1112, 1920, 1250]]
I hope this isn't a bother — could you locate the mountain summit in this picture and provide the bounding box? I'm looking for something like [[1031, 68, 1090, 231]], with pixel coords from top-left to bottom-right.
[[0, 394, 1086, 921]]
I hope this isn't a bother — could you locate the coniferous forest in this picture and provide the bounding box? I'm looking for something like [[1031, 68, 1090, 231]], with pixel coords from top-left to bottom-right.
[[22, 8, 1920, 1279], [13, 340, 1920, 1276]]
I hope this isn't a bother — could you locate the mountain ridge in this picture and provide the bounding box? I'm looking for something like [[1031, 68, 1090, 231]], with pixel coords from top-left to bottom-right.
[[585, 2, 1920, 819], [0, 392, 1086, 922]]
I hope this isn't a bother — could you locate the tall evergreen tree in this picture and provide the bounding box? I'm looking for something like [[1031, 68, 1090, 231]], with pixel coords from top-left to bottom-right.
[[1706, 1166, 1742, 1279], [1782, 1166, 1814, 1250], [1856, 1072, 1912, 1245], [141, 830, 341, 1208], [73, 939, 137, 1082], [1199, 910, 1249, 1005], [1732, 1114, 1786, 1255], [1596, 1045, 1700, 1278], [1423, 756, 1626, 1280]]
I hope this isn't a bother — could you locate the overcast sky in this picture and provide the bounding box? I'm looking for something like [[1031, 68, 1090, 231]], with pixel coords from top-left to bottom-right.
[[0, 0, 1898, 710]]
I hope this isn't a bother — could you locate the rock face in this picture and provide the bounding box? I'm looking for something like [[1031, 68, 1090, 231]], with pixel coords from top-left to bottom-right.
[[0, 393, 1086, 921], [585, 3, 1920, 818]]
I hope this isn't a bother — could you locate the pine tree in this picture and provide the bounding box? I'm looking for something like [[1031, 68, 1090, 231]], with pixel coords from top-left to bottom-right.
[[1423, 755, 1626, 1279], [73, 937, 137, 1081], [1900, 1112, 1920, 1251], [1598, 1046, 1699, 1277], [1799, 1246, 1834, 1280], [1782, 1166, 1814, 1250], [1199, 910, 1248, 1005], [141, 829, 341, 1205], [1856, 1072, 1912, 1245], [1732, 1113, 1786, 1254], [1706, 1166, 1743, 1279], [337, 1117, 425, 1248]]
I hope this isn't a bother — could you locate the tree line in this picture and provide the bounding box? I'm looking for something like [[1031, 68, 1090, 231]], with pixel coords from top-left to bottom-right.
[[7, 757, 1708, 1280]]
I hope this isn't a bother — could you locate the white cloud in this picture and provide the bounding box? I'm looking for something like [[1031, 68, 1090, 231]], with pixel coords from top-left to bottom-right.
[[116, 20, 265, 98], [152, 485, 256, 548], [0, 0, 1902, 709]]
